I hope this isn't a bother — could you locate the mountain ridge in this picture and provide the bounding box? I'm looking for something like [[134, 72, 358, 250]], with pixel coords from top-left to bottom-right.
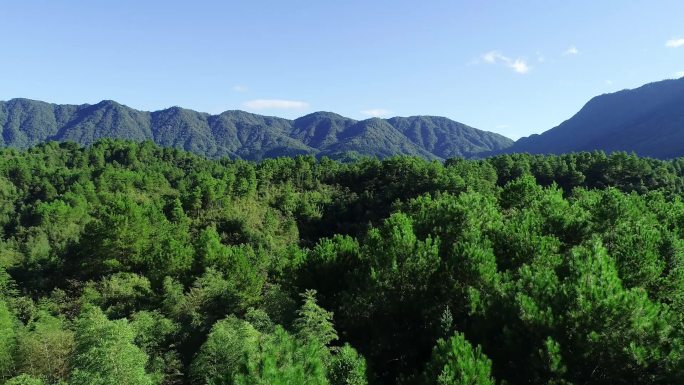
[[0, 98, 513, 161], [503, 77, 684, 158]]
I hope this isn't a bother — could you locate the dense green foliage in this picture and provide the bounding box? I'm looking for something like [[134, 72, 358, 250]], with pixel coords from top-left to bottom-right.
[[422, 332, 494, 385], [0, 99, 512, 161], [3, 140, 684, 384], [506, 77, 684, 158]]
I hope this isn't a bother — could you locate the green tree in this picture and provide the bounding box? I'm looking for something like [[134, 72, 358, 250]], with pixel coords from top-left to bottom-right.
[[0, 299, 17, 380], [16, 311, 74, 384], [294, 290, 338, 346], [130, 311, 182, 385], [423, 332, 495, 385], [190, 317, 260, 385], [234, 327, 329, 385], [328, 344, 368, 385], [70, 306, 153, 385], [4, 374, 45, 385]]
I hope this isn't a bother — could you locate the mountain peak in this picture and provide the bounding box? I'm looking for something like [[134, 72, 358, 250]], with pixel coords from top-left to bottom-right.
[[296, 111, 351, 120], [94, 99, 123, 108]]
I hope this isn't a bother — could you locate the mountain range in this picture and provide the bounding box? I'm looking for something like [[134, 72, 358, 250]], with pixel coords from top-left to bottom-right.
[[0, 99, 513, 161], [504, 76, 684, 158], [3, 76, 684, 160]]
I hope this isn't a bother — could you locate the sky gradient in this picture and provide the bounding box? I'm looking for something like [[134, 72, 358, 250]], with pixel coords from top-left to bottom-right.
[[1, 1, 683, 139]]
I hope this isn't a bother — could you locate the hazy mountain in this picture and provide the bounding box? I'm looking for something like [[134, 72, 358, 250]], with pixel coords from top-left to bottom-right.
[[0, 98, 513, 160], [505, 77, 684, 158]]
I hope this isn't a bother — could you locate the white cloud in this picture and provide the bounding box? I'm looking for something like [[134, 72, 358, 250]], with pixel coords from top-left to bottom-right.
[[479, 50, 530, 74], [243, 99, 309, 110], [509, 59, 530, 74], [605, 79, 614, 85], [232, 85, 248, 92], [676, 71, 684, 78], [666, 38, 684, 48], [495, 124, 510, 129], [563, 46, 579, 56], [361, 109, 390, 117]]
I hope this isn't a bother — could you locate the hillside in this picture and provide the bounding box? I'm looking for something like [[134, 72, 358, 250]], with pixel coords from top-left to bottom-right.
[[505, 77, 684, 158], [0, 99, 513, 160]]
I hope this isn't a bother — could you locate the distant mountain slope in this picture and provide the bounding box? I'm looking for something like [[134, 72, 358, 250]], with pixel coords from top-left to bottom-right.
[[388, 115, 514, 159], [0, 98, 512, 160], [291, 112, 357, 148], [324, 118, 440, 160], [506, 77, 684, 158]]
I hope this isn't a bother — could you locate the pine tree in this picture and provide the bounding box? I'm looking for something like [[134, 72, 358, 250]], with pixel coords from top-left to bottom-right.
[[423, 332, 495, 385], [293, 290, 338, 346]]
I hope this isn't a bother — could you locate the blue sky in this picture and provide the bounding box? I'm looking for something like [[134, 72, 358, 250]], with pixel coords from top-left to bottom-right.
[[1, 1, 683, 139]]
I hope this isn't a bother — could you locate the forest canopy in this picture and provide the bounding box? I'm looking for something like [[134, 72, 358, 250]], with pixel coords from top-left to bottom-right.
[[1, 140, 684, 385]]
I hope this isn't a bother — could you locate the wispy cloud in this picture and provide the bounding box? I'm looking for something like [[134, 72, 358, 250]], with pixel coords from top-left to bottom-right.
[[562, 46, 579, 56], [495, 124, 510, 129], [666, 38, 684, 48], [361, 109, 390, 117], [232, 85, 248, 92], [676, 71, 684, 78], [243, 99, 309, 110], [480, 50, 530, 74], [482, 50, 504, 63], [536, 51, 545, 62], [605, 79, 614, 85]]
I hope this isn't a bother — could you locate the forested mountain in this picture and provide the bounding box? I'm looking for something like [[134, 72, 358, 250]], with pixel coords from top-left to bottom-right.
[[506, 77, 684, 158], [3, 140, 684, 384], [0, 98, 513, 160]]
